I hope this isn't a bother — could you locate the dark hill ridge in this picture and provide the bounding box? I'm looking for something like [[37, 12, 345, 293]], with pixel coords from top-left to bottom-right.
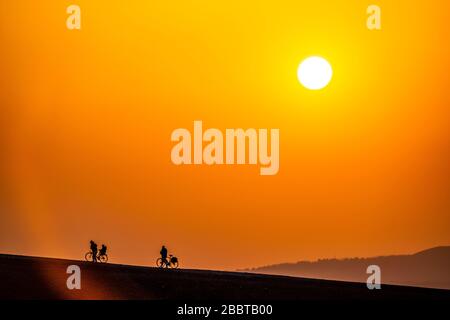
[[244, 246, 450, 290], [0, 253, 449, 300]]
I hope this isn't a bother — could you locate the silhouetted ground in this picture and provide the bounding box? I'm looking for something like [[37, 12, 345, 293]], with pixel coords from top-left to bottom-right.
[[0, 254, 449, 300]]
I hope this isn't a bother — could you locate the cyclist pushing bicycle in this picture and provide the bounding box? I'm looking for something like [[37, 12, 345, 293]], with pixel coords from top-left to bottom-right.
[[156, 245, 179, 268], [85, 240, 108, 263]]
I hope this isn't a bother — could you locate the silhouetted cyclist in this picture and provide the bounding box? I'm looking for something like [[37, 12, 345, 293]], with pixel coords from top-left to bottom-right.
[[160, 245, 168, 265], [99, 244, 107, 257], [90, 240, 98, 262]]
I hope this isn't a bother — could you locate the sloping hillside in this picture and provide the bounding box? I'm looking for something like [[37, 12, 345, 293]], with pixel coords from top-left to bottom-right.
[[0, 253, 448, 300]]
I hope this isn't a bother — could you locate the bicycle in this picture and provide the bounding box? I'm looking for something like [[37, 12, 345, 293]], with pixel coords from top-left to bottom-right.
[[85, 251, 108, 263], [156, 254, 179, 268]]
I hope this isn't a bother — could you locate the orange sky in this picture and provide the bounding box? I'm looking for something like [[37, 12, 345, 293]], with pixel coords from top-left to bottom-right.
[[0, 1, 449, 270]]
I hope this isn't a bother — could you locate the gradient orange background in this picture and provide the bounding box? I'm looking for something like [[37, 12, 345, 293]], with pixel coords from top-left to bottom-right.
[[1, 1, 449, 270]]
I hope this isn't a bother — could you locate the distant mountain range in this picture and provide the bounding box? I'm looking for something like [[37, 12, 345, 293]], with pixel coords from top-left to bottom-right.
[[243, 246, 450, 289]]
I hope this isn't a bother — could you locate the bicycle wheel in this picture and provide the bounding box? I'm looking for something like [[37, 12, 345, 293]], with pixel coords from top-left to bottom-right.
[[99, 254, 108, 263], [156, 258, 166, 268], [171, 261, 179, 269], [85, 252, 93, 262]]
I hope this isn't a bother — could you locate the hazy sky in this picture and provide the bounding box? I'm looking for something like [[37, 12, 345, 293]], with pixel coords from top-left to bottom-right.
[[1, 1, 449, 270]]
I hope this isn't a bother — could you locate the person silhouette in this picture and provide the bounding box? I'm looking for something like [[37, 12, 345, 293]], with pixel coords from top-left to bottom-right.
[[99, 244, 107, 257], [90, 240, 98, 262], [160, 245, 168, 265]]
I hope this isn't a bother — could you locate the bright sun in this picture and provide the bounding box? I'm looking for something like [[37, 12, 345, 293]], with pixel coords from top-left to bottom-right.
[[297, 56, 333, 90]]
